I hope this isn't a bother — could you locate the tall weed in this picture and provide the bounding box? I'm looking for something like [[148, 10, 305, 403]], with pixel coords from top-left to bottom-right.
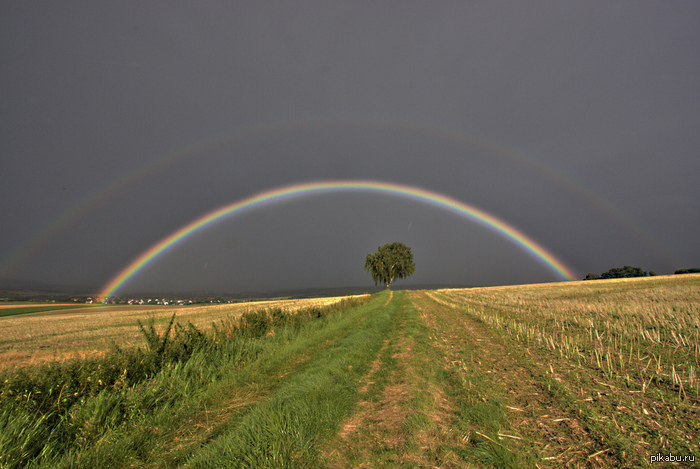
[[0, 296, 369, 468]]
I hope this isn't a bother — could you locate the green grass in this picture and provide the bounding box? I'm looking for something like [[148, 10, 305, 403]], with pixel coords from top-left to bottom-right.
[[1, 276, 698, 468], [185, 291, 395, 468], [0, 295, 374, 468]]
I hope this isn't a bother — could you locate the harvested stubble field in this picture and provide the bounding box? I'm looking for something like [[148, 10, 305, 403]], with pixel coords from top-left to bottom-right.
[[0, 296, 354, 370], [1, 275, 698, 468]]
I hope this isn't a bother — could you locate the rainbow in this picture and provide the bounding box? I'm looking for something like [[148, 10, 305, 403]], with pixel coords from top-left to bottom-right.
[[1, 115, 676, 279], [98, 180, 577, 300]]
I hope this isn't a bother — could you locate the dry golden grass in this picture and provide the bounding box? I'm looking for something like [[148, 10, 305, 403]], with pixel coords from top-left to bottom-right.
[[0, 303, 76, 309], [425, 275, 700, 466], [438, 274, 700, 399], [0, 296, 361, 370]]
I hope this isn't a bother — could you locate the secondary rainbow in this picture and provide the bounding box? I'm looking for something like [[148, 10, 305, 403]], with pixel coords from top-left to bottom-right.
[[98, 180, 577, 300], [2, 115, 675, 281]]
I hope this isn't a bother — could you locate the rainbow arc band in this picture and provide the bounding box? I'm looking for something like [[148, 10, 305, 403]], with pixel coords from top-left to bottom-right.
[[98, 180, 577, 300], [2, 115, 675, 280]]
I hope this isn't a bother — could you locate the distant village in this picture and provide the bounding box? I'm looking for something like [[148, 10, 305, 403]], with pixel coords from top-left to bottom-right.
[[98, 296, 238, 305], [1, 286, 376, 305], [95, 297, 195, 305], [0, 293, 241, 305]]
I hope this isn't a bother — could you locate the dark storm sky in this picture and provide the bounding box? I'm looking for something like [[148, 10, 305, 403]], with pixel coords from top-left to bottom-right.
[[1, 2, 698, 295]]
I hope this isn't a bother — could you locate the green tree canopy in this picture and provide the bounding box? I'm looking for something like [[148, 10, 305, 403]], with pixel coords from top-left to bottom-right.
[[364, 242, 416, 289], [675, 268, 700, 275], [584, 265, 651, 280]]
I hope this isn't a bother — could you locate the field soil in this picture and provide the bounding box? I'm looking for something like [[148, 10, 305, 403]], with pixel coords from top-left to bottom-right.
[[1, 275, 698, 468]]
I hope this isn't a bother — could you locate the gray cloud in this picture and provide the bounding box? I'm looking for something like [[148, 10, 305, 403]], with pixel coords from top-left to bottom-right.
[[2, 2, 698, 294]]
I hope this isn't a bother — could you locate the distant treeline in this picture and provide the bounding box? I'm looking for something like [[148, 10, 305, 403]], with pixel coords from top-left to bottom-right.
[[584, 266, 655, 280], [584, 265, 700, 280], [675, 267, 700, 275]]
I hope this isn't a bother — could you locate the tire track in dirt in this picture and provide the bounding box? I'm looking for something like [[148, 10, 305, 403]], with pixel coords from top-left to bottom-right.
[[415, 291, 617, 468], [147, 297, 385, 467], [323, 291, 460, 468], [323, 290, 410, 467]]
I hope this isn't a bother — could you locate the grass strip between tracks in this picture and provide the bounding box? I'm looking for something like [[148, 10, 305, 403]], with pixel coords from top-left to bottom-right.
[[183, 290, 397, 468]]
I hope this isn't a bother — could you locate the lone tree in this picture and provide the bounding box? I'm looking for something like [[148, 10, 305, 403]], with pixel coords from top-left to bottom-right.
[[364, 242, 416, 289]]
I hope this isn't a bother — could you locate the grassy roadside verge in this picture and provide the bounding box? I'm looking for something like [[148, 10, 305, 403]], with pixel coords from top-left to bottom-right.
[[0, 295, 375, 468], [183, 290, 397, 468], [0, 297, 357, 371]]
